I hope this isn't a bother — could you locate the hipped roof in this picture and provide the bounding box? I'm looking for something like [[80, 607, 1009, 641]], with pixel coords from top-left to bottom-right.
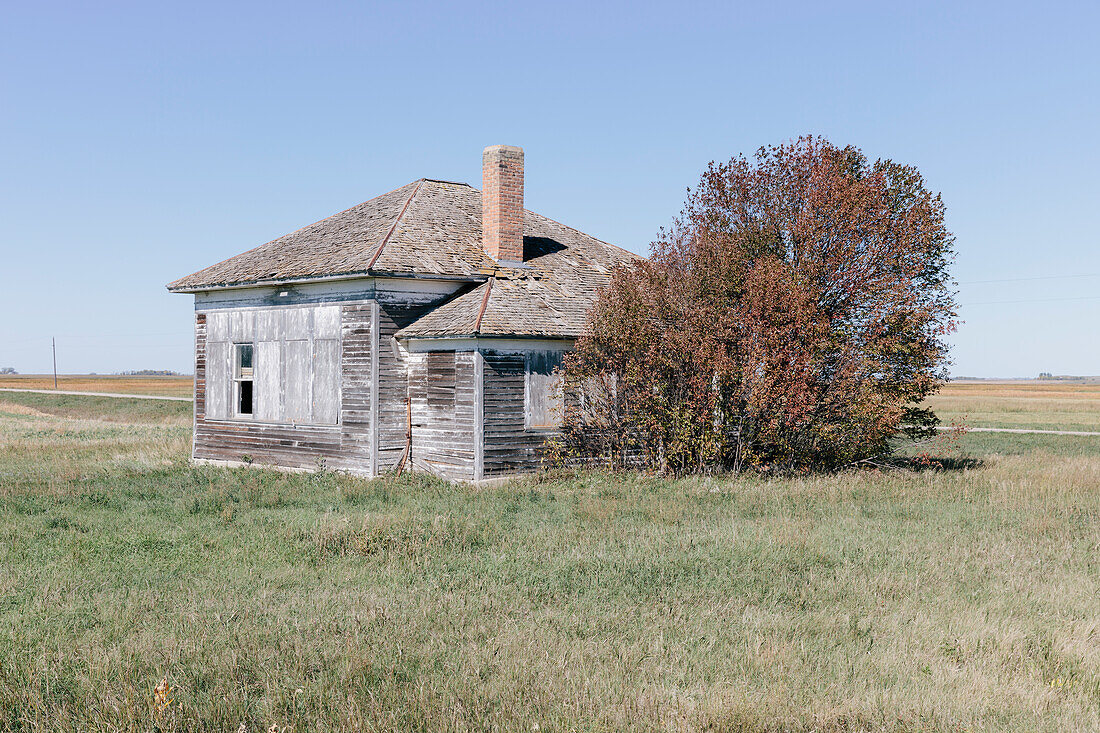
[[168, 178, 640, 339]]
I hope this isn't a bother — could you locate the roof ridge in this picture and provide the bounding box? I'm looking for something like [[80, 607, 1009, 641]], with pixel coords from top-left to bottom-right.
[[421, 178, 471, 186], [367, 179, 424, 270], [474, 277, 494, 333]]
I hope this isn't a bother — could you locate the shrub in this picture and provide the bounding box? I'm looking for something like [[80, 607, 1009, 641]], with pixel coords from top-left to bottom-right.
[[556, 136, 957, 473]]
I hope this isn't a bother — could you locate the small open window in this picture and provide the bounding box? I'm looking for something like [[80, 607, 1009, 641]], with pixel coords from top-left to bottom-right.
[[234, 343, 254, 417]]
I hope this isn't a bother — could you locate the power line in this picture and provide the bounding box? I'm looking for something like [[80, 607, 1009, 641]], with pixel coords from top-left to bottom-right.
[[4, 333, 186, 345], [960, 273, 1100, 285], [962, 294, 1100, 306]]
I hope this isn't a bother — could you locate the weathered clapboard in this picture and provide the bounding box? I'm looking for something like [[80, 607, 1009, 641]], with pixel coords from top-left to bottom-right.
[[191, 280, 466, 476], [408, 350, 478, 480], [189, 274, 577, 481], [481, 350, 559, 477], [193, 301, 371, 472]]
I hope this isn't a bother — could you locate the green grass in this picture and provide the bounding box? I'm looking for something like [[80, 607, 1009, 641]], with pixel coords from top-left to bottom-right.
[[0, 389, 192, 424], [2, 392, 1100, 731], [947, 430, 1100, 457]]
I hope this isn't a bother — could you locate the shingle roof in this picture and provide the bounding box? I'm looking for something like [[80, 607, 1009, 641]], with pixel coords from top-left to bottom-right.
[[168, 178, 641, 338], [396, 277, 583, 339]]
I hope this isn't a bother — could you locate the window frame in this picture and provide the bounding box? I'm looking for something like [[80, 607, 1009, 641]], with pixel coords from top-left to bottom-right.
[[232, 342, 255, 419]]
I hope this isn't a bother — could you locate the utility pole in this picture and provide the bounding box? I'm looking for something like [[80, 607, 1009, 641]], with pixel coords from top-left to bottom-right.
[[52, 337, 57, 389]]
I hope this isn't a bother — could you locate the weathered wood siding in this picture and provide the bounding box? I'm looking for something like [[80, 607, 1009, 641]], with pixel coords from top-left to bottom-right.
[[524, 350, 564, 430], [193, 313, 206, 459], [190, 278, 575, 481], [338, 301, 375, 469], [374, 285, 463, 472], [192, 300, 374, 472], [408, 351, 478, 480], [481, 350, 560, 476]]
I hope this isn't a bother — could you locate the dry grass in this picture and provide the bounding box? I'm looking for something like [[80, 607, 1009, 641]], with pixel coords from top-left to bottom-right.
[[925, 381, 1100, 433], [0, 374, 193, 398], [1, 391, 1099, 731]]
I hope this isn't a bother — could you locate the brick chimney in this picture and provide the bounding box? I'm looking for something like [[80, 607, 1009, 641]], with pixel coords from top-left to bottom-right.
[[482, 145, 524, 263]]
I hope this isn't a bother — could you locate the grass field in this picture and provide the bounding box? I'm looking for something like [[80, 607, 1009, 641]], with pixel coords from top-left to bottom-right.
[[2, 387, 1100, 731], [0, 374, 193, 398], [925, 381, 1100, 433], [3, 375, 1098, 433]]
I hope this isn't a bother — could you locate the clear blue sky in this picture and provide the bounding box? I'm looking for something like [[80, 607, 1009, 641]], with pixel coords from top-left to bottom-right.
[[2, 1, 1097, 377]]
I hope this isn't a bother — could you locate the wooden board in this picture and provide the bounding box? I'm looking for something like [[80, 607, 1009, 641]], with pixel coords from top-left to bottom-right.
[[256, 309, 285, 341], [524, 350, 564, 430], [194, 301, 374, 473], [284, 339, 311, 423], [408, 350, 477, 480], [312, 339, 340, 424], [205, 341, 230, 420], [255, 340, 283, 422], [482, 350, 562, 476]]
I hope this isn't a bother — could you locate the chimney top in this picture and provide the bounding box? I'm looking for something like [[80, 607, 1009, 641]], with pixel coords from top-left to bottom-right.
[[485, 144, 523, 155], [482, 145, 525, 264]]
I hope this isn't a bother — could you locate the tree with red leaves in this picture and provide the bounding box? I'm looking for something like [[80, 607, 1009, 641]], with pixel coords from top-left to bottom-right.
[[556, 136, 957, 473]]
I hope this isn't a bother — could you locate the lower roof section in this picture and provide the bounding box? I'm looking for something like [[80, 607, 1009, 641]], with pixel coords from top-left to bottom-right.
[[402, 336, 575, 353], [396, 276, 596, 340]]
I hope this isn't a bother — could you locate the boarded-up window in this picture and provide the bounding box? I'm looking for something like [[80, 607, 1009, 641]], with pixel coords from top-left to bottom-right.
[[283, 340, 311, 423], [524, 351, 564, 430], [426, 352, 457, 408], [254, 340, 282, 421], [206, 341, 230, 420], [311, 339, 340, 424], [205, 304, 341, 425]]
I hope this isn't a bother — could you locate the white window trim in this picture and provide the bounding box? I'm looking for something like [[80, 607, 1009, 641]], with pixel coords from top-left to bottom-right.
[[232, 342, 254, 419]]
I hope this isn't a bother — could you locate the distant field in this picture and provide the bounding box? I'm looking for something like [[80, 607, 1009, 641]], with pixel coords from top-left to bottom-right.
[[0, 374, 193, 398], [2, 390, 1099, 730], [924, 381, 1100, 433], [1, 377, 1089, 430]]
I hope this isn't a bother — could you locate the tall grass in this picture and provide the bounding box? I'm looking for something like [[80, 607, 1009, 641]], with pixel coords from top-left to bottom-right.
[[1, 393, 1099, 731]]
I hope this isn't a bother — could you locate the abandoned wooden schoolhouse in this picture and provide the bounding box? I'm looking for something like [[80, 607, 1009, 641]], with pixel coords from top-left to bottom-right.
[[168, 145, 639, 480]]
